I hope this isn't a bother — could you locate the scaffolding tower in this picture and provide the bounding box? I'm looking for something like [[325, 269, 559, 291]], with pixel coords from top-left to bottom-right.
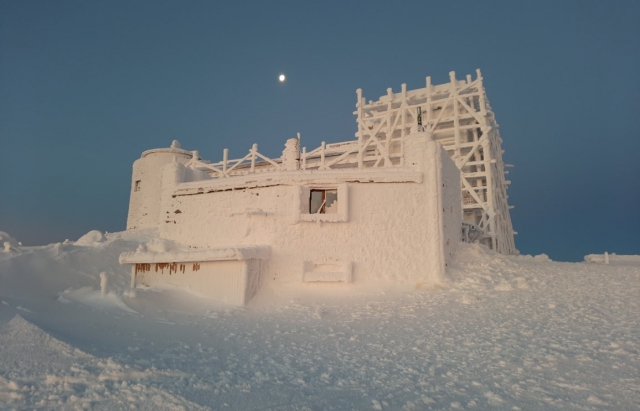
[[354, 70, 516, 254]]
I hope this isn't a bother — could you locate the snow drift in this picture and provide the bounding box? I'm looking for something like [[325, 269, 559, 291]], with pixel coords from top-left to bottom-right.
[[0, 229, 638, 410]]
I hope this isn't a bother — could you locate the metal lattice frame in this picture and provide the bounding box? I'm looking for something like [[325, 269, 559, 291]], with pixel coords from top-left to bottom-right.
[[354, 70, 516, 254]]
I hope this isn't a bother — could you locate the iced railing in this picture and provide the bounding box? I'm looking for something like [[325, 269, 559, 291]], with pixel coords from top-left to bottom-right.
[[184, 137, 403, 179], [301, 140, 402, 170], [184, 144, 281, 178]]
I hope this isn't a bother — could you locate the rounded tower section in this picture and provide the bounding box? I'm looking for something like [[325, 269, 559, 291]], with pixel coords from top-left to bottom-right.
[[126, 140, 192, 230]]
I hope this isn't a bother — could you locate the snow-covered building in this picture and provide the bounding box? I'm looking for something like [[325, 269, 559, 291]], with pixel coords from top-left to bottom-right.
[[120, 70, 515, 305]]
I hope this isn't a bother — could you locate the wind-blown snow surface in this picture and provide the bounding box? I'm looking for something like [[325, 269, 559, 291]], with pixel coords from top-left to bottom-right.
[[0, 230, 638, 410]]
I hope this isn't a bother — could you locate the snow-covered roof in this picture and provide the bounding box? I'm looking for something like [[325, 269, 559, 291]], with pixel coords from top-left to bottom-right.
[[119, 245, 271, 264], [140, 140, 194, 159]]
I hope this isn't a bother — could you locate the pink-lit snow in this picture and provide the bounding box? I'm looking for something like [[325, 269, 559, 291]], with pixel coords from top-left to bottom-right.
[[0, 230, 638, 410]]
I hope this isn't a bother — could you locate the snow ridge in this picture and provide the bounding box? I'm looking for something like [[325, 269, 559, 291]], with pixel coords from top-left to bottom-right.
[[0, 315, 208, 410]]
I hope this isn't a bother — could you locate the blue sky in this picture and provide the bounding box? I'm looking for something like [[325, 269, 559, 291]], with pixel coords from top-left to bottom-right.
[[1, 0, 638, 261]]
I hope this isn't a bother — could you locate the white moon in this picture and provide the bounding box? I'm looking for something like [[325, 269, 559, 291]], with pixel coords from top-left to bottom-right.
[[279, 74, 286, 82]]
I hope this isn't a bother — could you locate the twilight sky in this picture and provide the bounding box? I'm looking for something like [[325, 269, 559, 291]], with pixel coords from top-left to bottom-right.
[[1, 0, 638, 261]]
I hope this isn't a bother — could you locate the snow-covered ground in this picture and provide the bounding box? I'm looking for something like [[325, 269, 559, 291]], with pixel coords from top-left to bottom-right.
[[0, 230, 638, 410]]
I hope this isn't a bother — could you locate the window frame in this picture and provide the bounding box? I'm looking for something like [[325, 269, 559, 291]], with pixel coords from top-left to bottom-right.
[[296, 183, 348, 223], [309, 189, 338, 214]]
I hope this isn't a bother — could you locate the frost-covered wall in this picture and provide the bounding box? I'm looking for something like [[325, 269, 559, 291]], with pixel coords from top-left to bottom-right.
[[126, 142, 193, 230], [153, 135, 459, 285], [441, 146, 462, 266], [122, 127, 465, 304]]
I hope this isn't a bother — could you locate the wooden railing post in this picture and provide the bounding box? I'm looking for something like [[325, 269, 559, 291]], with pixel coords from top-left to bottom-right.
[[296, 132, 301, 169], [356, 88, 366, 169], [251, 143, 257, 173], [223, 148, 228, 175], [426, 75, 432, 126], [302, 147, 307, 170], [190, 151, 199, 170]]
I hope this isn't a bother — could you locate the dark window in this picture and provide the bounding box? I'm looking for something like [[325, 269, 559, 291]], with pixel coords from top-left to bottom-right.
[[309, 189, 338, 214]]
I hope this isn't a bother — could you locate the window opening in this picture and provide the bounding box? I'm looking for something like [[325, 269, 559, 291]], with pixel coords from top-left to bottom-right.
[[309, 189, 338, 214], [134, 180, 141, 192]]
